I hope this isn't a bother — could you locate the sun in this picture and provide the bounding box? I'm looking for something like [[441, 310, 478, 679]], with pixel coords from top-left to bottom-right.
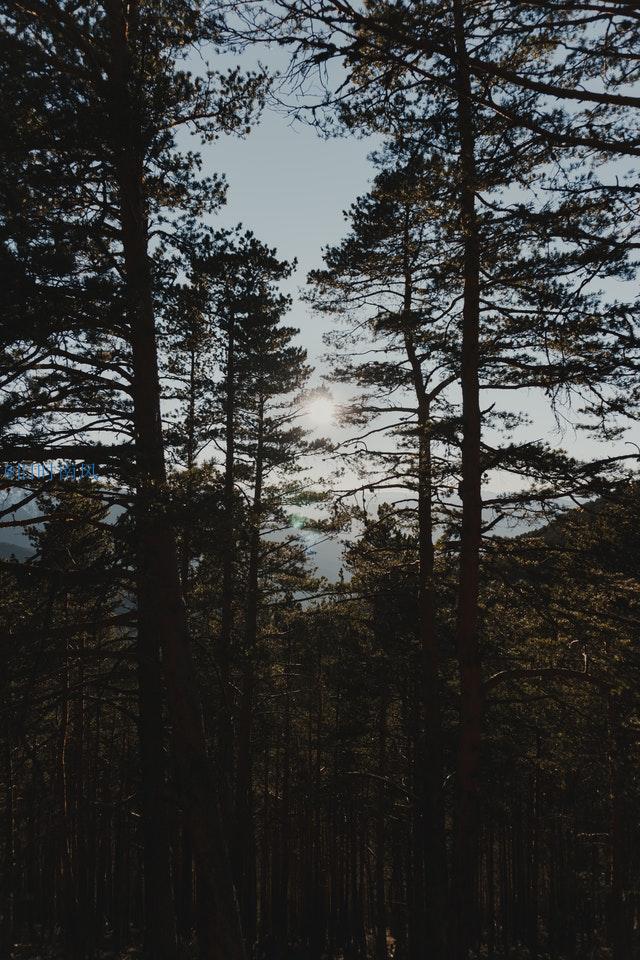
[[306, 394, 335, 424]]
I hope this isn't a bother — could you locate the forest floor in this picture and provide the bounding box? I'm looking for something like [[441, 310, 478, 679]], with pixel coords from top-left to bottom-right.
[[12, 949, 144, 959]]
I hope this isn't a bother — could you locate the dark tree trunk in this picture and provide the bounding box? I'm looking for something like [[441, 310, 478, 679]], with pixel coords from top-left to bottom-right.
[[103, 9, 178, 958], [176, 348, 196, 943], [451, 1, 484, 957], [402, 212, 448, 959], [375, 695, 388, 960], [272, 628, 293, 957], [112, 731, 131, 952], [528, 737, 541, 958], [608, 695, 630, 960], [1, 732, 15, 953], [220, 307, 237, 818], [105, 6, 246, 959], [136, 591, 176, 960], [234, 394, 265, 946]]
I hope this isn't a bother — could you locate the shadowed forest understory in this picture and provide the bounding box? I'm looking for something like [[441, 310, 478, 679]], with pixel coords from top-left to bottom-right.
[[1, 2, 640, 959]]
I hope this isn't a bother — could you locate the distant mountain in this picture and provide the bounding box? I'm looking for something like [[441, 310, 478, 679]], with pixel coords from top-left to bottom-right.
[[0, 541, 33, 561]]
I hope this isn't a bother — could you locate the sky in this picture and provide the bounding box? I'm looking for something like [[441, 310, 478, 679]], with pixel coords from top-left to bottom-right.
[[197, 95, 640, 471], [198, 108, 379, 361]]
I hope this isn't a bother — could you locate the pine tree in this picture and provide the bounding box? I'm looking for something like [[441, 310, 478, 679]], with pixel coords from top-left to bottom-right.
[[184, 227, 323, 944], [295, 22, 640, 945], [1, 4, 268, 957], [308, 142, 463, 956]]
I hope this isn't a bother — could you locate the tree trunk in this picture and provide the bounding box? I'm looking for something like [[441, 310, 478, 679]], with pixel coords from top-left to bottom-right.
[[136, 583, 177, 960], [220, 306, 237, 817], [176, 347, 196, 943], [416, 406, 448, 960], [402, 216, 448, 959], [1, 732, 15, 953], [374, 694, 388, 960], [234, 394, 265, 946], [105, 6, 246, 959], [608, 695, 630, 960], [272, 627, 293, 957], [451, 1, 484, 956]]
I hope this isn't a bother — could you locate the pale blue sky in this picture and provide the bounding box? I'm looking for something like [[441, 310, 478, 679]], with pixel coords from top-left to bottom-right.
[[199, 108, 379, 359], [198, 106, 639, 488]]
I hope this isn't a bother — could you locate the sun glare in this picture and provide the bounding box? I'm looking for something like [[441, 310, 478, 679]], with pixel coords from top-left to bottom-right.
[[307, 395, 335, 424]]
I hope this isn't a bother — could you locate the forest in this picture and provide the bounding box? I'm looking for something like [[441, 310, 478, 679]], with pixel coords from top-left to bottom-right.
[[0, 2, 639, 959]]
